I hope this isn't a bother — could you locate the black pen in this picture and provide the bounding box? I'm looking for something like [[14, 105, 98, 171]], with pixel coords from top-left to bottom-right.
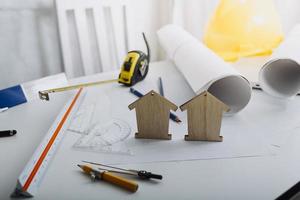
[[0, 130, 17, 137], [130, 87, 181, 123]]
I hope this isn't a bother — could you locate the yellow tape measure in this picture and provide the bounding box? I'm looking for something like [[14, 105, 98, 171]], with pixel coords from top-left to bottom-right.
[[39, 33, 150, 101], [118, 33, 150, 86], [39, 79, 118, 101]]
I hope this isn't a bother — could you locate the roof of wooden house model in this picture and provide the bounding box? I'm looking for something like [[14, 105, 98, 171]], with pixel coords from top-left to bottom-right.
[[180, 91, 230, 111], [128, 90, 178, 111]]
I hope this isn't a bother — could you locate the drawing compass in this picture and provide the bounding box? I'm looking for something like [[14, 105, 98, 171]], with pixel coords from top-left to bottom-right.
[[82, 161, 163, 180]]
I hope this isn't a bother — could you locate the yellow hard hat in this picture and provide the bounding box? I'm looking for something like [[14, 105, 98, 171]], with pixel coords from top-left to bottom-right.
[[203, 0, 284, 62]]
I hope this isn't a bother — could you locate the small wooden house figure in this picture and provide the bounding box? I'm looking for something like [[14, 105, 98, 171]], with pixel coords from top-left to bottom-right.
[[180, 91, 229, 142], [128, 90, 178, 140]]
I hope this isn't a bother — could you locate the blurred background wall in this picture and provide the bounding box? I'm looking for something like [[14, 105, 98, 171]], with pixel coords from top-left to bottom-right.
[[0, 0, 300, 88]]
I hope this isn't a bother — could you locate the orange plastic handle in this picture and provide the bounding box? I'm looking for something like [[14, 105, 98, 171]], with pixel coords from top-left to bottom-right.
[[102, 172, 138, 192]]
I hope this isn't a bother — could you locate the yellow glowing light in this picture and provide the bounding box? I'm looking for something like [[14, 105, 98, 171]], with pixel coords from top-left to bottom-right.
[[203, 0, 284, 62]]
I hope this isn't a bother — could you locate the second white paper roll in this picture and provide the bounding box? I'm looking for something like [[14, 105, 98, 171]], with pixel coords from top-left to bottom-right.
[[157, 25, 252, 114], [259, 24, 300, 98]]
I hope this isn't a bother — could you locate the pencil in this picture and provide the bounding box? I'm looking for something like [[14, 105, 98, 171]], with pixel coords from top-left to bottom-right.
[[157, 77, 181, 122], [130, 87, 181, 123], [78, 164, 138, 192]]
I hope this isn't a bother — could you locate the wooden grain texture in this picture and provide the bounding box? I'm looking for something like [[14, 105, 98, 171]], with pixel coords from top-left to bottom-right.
[[180, 91, 229, 142], [129, 90, 177, 140]]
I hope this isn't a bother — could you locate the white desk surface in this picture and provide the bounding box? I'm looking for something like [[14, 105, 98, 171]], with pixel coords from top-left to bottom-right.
[[1, 60, 300, 200]]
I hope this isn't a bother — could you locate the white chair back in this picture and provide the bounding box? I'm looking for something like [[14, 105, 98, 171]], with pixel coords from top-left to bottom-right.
[[55, 0, 133, 78]]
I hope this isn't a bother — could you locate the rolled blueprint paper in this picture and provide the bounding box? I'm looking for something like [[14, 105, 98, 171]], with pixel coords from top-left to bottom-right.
[[157, 24, 252, 114], [259, 24, 300, 98]]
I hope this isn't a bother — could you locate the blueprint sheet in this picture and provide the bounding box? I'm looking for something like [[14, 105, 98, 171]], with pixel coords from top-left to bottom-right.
[[63, 77, 276, 164]]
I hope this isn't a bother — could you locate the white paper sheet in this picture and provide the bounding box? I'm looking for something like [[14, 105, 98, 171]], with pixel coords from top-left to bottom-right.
[[64, 78, 271, 165], [157, 25, 252, 114], [259, 24, 300, 98], [240, 91, 300, 150]]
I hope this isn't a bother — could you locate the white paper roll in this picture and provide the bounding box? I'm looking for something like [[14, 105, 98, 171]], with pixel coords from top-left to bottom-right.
[[259, 24, 300, 98], [157, 25, 252, 114]]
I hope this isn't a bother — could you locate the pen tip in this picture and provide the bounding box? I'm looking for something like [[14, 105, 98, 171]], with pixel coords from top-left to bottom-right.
[[176, 119, 182, 123], [77, 164, 82, 168]]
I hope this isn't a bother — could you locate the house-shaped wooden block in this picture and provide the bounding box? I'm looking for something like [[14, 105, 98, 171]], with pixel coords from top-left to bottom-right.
[[128, 90, 178, 140], [180, 91, 229, 142]]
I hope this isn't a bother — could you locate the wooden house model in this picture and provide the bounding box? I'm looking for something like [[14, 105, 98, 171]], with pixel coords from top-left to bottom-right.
[[128, 90, 178, 140], [180, 91, 229, 141]]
